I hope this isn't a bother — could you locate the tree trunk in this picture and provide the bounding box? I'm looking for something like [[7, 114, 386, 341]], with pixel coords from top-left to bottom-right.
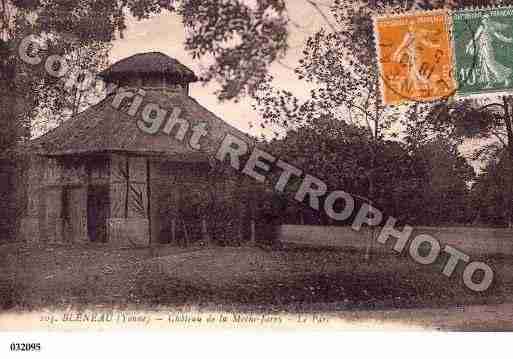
[[502, 96, 513, 228], [171, 218, 176, 244], [364, 147, 376, 262], [201, 218, 210, 245], [146, 159, 152, 248]]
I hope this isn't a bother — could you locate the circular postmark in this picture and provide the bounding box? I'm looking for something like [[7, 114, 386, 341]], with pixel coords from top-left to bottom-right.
[[375, 11, 479, 105]]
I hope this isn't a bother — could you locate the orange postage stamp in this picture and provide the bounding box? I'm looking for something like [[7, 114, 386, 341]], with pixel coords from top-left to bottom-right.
[[374, 10, 456, 105]]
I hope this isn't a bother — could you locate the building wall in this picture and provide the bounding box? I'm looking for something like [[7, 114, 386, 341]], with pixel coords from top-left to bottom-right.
[[0, 158, 25, 243], [18, 155, 45, 244], [150, 161, 249, 246], [117, 75, 189, 95], [15, 153, 251, 247], [108, 154, 149, 247], [18, 155, 108, 245], [151, 161, 212, 245]]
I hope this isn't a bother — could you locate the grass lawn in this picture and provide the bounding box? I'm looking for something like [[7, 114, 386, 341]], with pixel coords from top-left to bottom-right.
[[0, 242, 512, 312]]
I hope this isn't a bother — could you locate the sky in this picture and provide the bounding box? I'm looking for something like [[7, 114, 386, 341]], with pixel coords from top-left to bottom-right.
[[105, 1, 482, 170], [109, 1, 329, 138]]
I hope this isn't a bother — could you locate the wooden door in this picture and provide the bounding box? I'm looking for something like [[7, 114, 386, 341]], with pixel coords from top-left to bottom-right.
[[87, 185, 110, 242]]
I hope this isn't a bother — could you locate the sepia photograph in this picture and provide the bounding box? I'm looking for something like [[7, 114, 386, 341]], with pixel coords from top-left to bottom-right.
[[1, 0, 513, 355]]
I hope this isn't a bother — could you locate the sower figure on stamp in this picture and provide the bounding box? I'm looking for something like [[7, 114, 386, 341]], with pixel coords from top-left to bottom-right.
[[392, 24, 441, 93], [465, 14, 513, 88]]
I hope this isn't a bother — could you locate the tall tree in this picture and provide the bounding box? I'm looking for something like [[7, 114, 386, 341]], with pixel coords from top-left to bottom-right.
[[256, 0, 512, 202], [402, 0, 513, 226], [255, 0, 425, 209], [420, 97, 513, 226], [32, 40, 111, 134], [264, 117, 422, 224], [0, 0, 289, 147], [470, 154, 512, 226], [417, 137, 475, 224]]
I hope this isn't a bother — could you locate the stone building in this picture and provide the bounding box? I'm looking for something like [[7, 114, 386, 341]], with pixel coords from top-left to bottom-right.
[[3, 52, 255, 247]]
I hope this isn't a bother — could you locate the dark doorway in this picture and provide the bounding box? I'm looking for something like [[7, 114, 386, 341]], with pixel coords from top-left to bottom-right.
[[87, 185, 110, 242]]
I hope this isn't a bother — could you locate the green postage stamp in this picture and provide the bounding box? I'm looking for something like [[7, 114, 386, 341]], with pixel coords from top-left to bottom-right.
[[453, 7, 513, 97]]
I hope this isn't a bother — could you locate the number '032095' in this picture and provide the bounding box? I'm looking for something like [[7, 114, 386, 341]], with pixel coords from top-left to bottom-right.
[[10, 343, 41, 351]]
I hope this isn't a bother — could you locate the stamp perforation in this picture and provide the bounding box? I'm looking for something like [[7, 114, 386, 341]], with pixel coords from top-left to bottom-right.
[[374, 6, 513, 104], [452, 6, 513, 98], [373, 9, 455, 105]]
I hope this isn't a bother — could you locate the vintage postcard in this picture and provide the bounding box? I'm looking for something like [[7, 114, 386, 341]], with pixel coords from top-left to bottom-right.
[[0, 1, 512, 357], [453, 7, 513, 97], [374, 11, 456, 105]]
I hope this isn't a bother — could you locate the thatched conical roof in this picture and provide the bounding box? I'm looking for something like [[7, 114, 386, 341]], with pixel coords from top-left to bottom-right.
[[8, 53, 253, 160], [21, 90, 253, 160], [99, 52, 198, 83]]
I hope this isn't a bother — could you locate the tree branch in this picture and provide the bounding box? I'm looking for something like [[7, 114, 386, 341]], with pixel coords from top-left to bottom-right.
[[490, 129, 508, 148], [304, 0, 338, 33]]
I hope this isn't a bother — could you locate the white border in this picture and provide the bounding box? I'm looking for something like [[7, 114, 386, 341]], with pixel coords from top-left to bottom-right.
[[1, 332, 512, 359]]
